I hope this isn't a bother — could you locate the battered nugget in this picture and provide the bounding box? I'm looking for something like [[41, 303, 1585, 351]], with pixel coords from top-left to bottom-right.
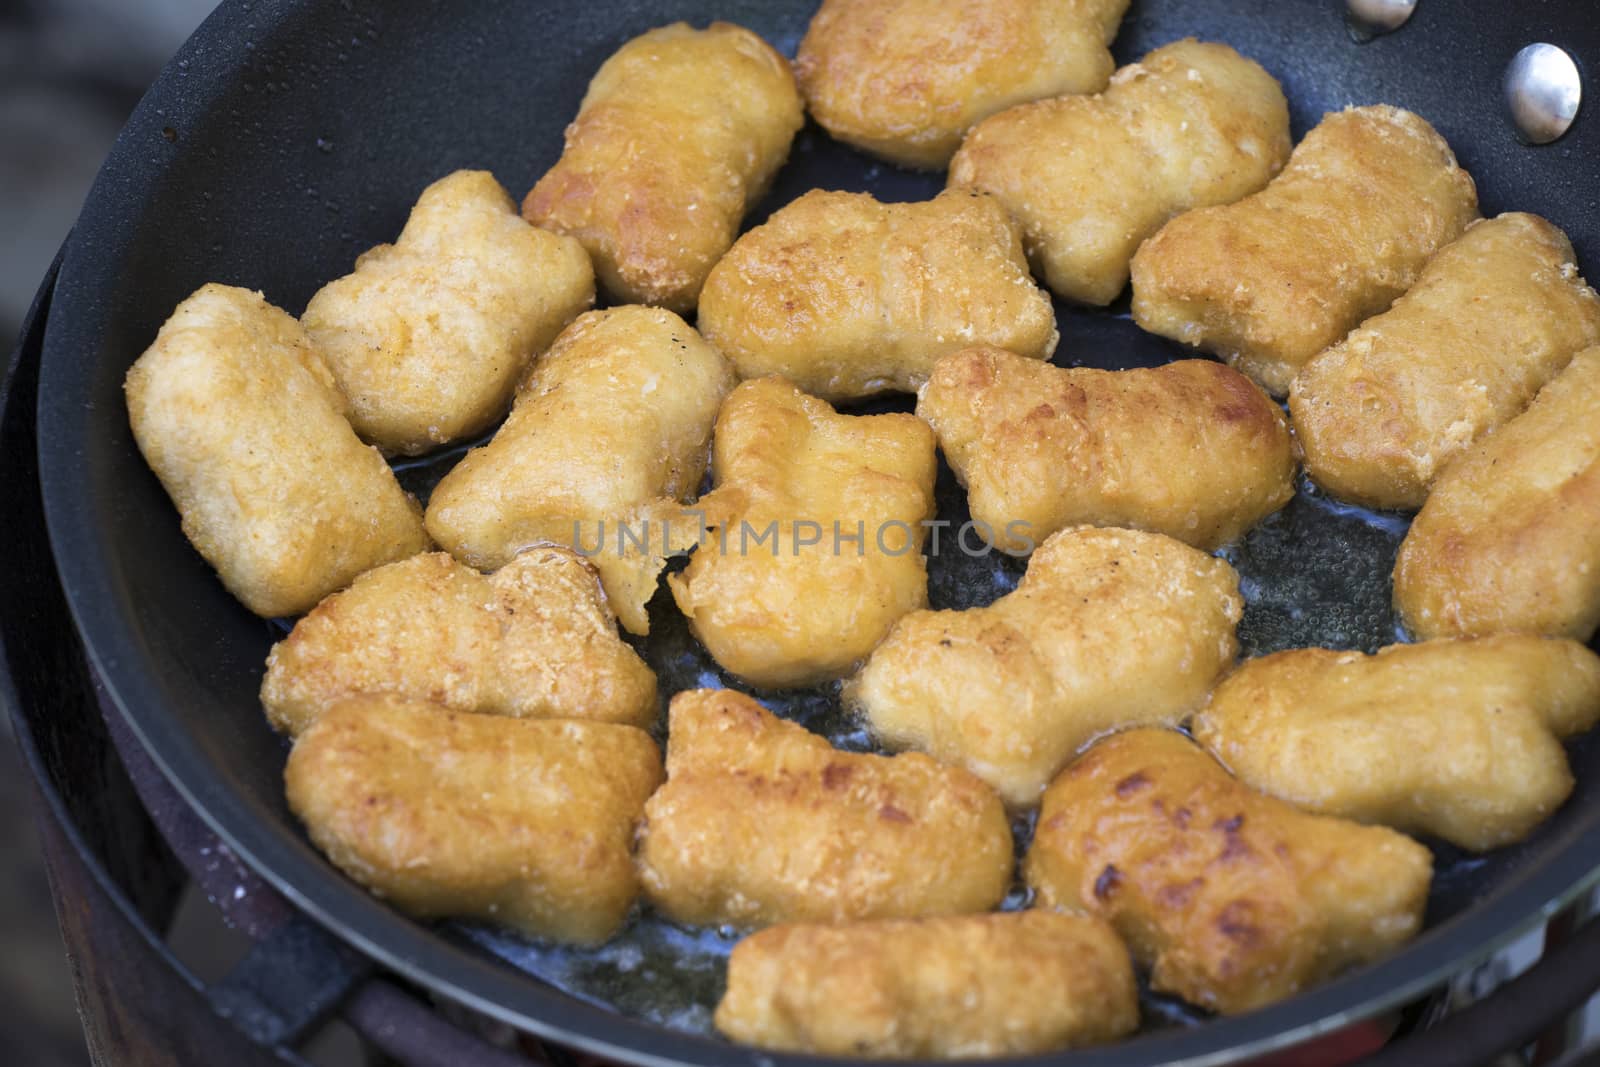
[[795, 0, 1129, 170], [124, 284, 428, 618], [668, 378, 936, 689], [697, 189, 1058, 401], [1193, 637, 1600, 851], [1291, 214, 1600, 509], [285, 695, 662, 944], [523, 22, 802, 313], [846, 527, 1242, 807], [1131, 105, 1479, 395], [1395, 347, 1600, 640], [1026, 729, 1432, 1014], [426, 307, 734, 636], [636, 689, 1012, 927], [715, 911, 1138, 1057], [918, 347, 1295, 552], [260, 549, 656, 737], [301, 170, 595, 455], [950, 39, 1289, 305]]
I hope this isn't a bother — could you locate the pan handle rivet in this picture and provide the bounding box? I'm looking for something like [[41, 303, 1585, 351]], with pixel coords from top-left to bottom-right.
[[1345, 0, 1416, 41], [1506, 43, 1582, 144]]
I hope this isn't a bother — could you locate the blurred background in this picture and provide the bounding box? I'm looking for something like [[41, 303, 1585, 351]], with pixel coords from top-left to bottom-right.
[[3, 2, 219, 1062]]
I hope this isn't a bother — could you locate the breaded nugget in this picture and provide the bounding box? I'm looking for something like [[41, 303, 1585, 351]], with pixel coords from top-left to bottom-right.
[[715, 911, 1138, 1057], [795, 0, 1129, 170], [285, 694, 662, 944], [260, 548, 656, 737], [697, 189, 1058, 401], [301, 170, 595, 456], [1131, 105, 1479, 395], [636, 689, 1012, 927], [522, 22, 802, 313], [1026, 728, 1432, 1014], [919, 347, 1295, 552], [950, 39, 1290, 305], [1291, 214, 1600, 509], [426, 307, 734, 636], [124, 284, 428, 618], [668, 377, 937, 688], [1193, 637, 1600, 851], [846, 527, 1242, 807], [1395, 347, 1600, 640]]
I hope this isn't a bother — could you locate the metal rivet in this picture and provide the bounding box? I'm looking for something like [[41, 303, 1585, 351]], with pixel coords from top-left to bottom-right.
[[1505, 43, 1582, 144], [1345, 0, 1416, 42]]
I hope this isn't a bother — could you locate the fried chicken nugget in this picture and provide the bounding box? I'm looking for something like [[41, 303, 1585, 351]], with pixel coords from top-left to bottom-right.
[[845, 527, 1242, 808], [636, 689, 1012, 927], [697, 189, 1058, 401], [285, 694, 662, 944], [522, 22, 802, 313], [1290, 214, 1600, 509], [668, 377, 937, 689], [260, 548, 656, 737], [715, 911, 1138, 1057], [1131, 105, 1479, 396], [426, 307, 735, 636], [1395, 347, 1600, 640], [1026, 728, 1433, 1014], [950, 39, 1289, 305], [1193, 637, 1600, 851], [918, 347, 1294, 553], [301, 170, 595, 456], [795, 0, 1129, 171], [124, 284, 428, 618]]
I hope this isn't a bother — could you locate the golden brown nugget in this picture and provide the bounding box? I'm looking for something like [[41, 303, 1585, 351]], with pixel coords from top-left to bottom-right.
[[124, 284, 428, 618], [919, 347, 1295, 552], [715, 911, 1138, 1057], [1395, 347, 1600, 640], [1193, 637, 1600, 852], [260, 549, 657, 737], [426, 307, 734, 636], [697, 189, 1058, 401], [950, 39, 1290, 305], [1131, 105, 1479, 396], [636, 689, 1012, 928], [301, 170, 595, 455], [795, 0, 1129, 171], [668, 378, 936, 689], [522, 22, 802, 313], [1291, 214, 1600, 509], [1026, 729, 1432, 1015], [285, 695, 662, 944], [846, 527, 1241, 808]]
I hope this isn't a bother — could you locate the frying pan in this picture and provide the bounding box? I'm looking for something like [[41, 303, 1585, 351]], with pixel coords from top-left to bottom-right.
[[29, 0, 1600, 1064]]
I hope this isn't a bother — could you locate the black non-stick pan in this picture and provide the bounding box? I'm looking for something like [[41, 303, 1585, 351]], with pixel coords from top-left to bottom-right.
[[31, 1, 1600, 1064]]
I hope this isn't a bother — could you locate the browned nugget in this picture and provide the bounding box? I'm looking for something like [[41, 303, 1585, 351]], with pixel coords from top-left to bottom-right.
[[918, 347, 1295, 552], [1290, 213, 1600, 509], [715, 911, 1138, 1057], [1025, 728, 1432, 1014], [846, 527, 1241, 808], [950, 39, 1289, 305], [1193, 637, 1600, 851], [697, 189, 1058, 401], [260, 548, 657, 737], [636, 689, 1012, 928], [124, 284, 429, 617], [795, 0, 1129, 170], [425, 307, 735, 636], [285, 695, 662, 944], [522, 22, 802, 313], [1131, 105, 1479, 395], [1395, 346, 1600, 640], [668, 378, 937, 689]]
